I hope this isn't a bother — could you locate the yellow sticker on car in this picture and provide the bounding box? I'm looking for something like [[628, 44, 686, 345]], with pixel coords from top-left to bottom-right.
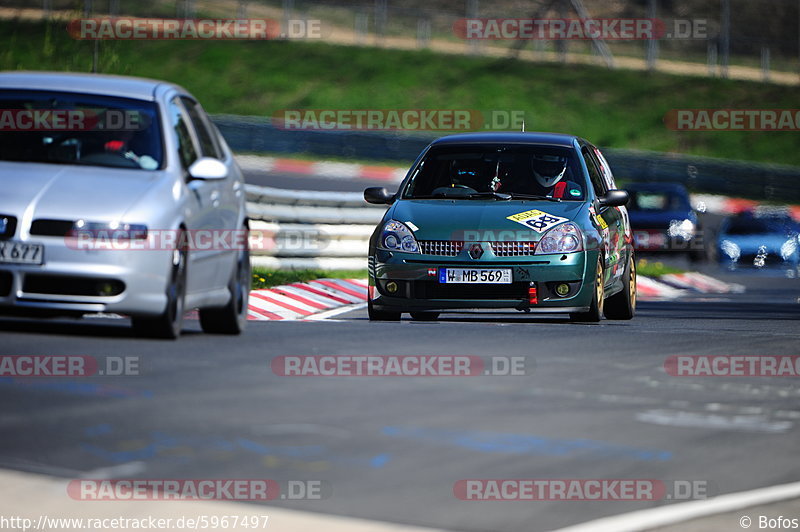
[[595, 214, 608, 230], [506, 209, 568, 232]]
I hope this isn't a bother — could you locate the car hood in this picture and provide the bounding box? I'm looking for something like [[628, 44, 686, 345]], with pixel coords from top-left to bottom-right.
[[388, 199, 587, 241], [0, 161, 163, 225]]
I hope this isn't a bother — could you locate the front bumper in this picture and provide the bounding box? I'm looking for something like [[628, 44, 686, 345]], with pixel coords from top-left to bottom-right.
[[369, 249, 598, 313], [0, 237, 172, 316]]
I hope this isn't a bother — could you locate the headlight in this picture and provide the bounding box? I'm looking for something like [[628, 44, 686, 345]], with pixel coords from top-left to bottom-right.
[[780, 239, 798, 260], [668, 219, 695, 239], [70, 220, 148, 240], [534, 222, 583, 254], [379, 220, 419, 253], [720, 239, 740, 261]]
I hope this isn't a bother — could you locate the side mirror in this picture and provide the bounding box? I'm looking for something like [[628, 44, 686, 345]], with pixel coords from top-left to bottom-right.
[[188, 157, 228, 180], [598, 189, 629, 208], [364, 187, 394, 205]]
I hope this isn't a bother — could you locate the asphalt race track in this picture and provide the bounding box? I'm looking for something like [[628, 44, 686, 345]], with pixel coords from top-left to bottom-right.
[[0, 168, 798, 532]]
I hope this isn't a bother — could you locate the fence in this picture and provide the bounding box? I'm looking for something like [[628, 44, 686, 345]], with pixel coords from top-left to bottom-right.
[[13, 0, 800, 84]]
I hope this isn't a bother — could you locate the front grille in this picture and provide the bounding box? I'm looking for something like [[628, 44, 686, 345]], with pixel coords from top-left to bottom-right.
[[413, 281, 529, 300], [489, 241, 536, 257], [23, 275, 125, 296], [30, 219, 75, 237], [0, 215, 17, 239], [419, 240, 538, 257], [419, 240, 463, 256]]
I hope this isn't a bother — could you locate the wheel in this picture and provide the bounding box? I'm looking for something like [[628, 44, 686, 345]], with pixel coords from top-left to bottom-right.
[[604, 253, 636, 320], [569, 257, 604, 323], [368, 298, 401, 321], [132, 237, 187, 339], [199, 243, 250, 334], [410, 311, 439, 321]]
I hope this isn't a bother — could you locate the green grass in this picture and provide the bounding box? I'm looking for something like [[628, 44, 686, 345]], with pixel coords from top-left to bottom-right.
[[636, 258, 685, 277], [2, 19, 800, 166], [251, 268, 367, 289]]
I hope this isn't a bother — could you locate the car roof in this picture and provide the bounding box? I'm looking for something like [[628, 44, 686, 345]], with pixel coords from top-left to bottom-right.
[[430, 132, 580, 148], [0, 71, 186, 101]]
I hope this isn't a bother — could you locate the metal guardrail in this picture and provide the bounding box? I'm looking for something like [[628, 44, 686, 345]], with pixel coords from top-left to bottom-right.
[[216, 115, 800, 203], [246, 184, 384, 269]]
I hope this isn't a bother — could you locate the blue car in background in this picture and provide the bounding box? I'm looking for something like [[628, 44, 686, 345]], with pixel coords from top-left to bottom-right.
[[717, 211, 800, 275], [624, 183, 703, 262]]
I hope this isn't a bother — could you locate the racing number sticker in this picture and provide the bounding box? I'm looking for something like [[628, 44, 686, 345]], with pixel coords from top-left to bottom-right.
[[506, 209, 568, 233]]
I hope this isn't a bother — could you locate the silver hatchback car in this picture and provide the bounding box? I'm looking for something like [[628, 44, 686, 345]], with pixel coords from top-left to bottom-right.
[[0, 72, 250, 338]]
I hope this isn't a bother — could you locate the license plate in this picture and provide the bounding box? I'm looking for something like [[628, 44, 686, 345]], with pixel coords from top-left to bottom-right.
[[0, 241, 44, 265], [438, 268, 511, 284]]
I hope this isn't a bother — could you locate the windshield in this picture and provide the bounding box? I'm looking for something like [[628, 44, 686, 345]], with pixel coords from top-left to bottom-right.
[[402, 144, 587, 200], [724, 216, 799, 236], [0, 89, 163, 170]]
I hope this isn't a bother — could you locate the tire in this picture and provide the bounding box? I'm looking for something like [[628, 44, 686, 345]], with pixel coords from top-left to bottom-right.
[[604, 253, 636, 320], [132, 239, 187, 339], [368, 298, 401, 321], [410, 311, 439, 321], [199, 244, 250, 334], [569, 257, 604, 323]]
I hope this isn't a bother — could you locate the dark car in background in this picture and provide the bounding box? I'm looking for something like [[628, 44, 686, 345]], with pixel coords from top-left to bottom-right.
[[624, 182, 703, 262], [717, 210, 800, 275]]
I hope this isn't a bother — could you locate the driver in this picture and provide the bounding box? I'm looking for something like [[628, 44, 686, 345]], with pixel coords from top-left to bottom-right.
[[530, 154, 583, 199]]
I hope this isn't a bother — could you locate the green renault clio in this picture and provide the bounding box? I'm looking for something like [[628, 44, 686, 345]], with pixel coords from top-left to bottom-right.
[[364, 132, 636, 322]]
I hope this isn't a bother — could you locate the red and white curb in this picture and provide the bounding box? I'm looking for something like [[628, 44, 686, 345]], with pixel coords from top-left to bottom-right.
[[660, 272, 745, 294], [244, 273, 742, 320], [237, 155, 406, 182], [247, 278, 368, 321]]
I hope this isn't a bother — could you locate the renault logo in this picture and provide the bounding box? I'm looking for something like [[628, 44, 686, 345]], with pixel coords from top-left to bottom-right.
[[469, 243, 484, 259]]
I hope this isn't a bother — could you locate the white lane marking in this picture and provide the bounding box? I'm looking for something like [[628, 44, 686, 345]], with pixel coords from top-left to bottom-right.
[[79, 461, 146, 479], [553, 480, 800, 532], [636, 409, 793, 433], [304, 302, 367, 320], [0, 468, 447, 532]]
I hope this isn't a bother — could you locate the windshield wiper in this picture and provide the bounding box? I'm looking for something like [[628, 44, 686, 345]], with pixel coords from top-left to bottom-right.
[[465, 192, 512, 200], [507, 193, 562, 202]]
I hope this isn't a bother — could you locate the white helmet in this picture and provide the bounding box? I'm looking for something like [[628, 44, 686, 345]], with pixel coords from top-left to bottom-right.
[[531, 154, 568, 188]]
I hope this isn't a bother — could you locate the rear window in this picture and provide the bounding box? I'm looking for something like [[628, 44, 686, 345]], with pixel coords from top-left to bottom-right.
[[0, 89, 163, 170]]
